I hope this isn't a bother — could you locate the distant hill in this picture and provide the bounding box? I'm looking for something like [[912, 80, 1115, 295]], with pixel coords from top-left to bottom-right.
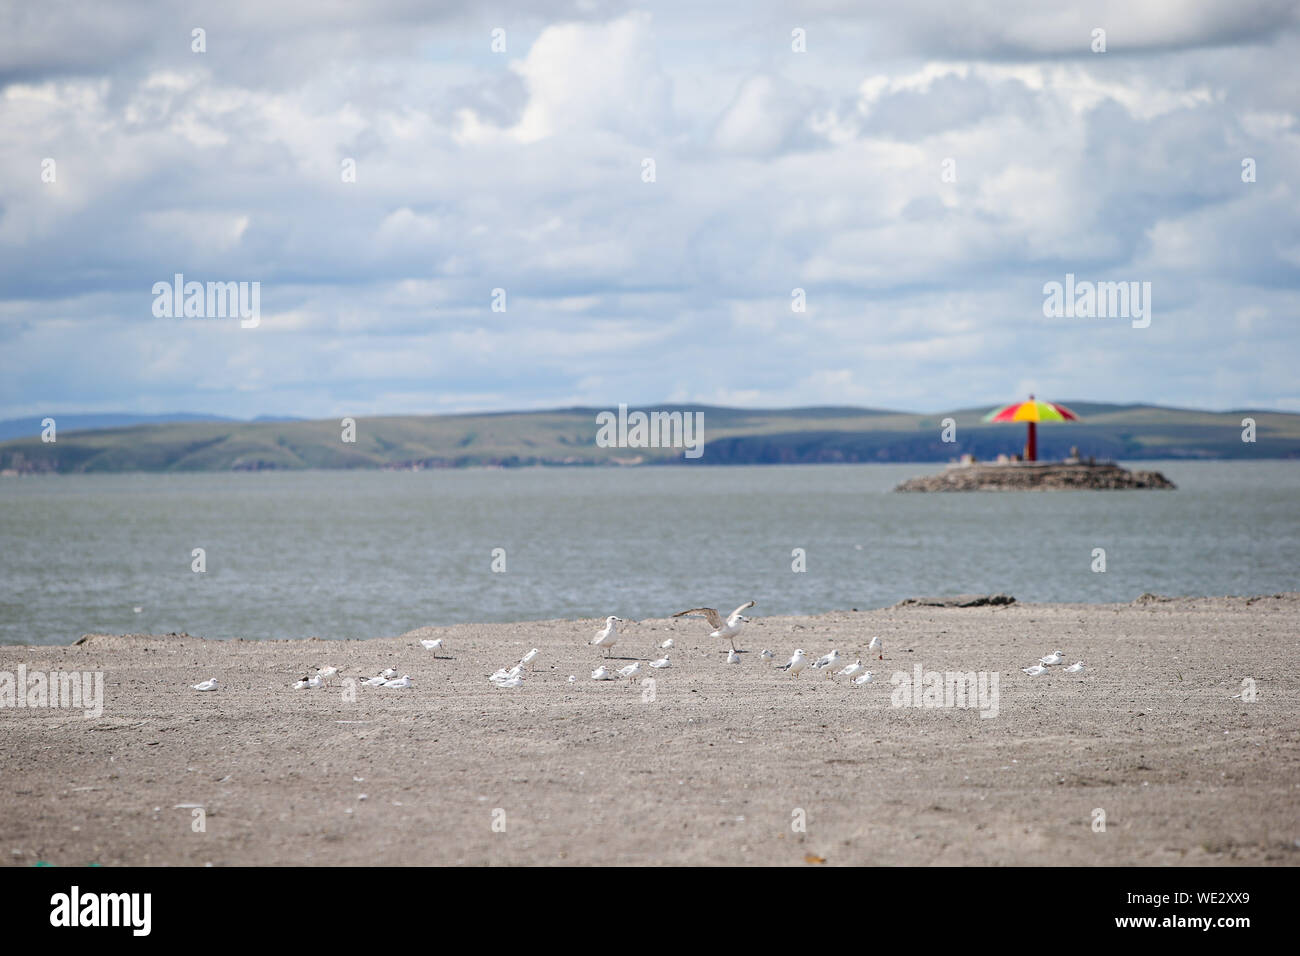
[[0, 403, 1295, 473]]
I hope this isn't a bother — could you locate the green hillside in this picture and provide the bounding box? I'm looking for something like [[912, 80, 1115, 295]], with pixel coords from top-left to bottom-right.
[[1, 403, 1296, 473]]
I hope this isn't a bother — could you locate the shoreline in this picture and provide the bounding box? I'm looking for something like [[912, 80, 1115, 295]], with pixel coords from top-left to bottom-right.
[[3, 593, 1297, 866]]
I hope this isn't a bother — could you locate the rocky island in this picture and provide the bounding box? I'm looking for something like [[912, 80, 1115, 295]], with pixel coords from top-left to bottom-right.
[[894, 459, 1175, 492]]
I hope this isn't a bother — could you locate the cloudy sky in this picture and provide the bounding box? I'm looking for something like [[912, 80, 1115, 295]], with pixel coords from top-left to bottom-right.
[[2, 0, 1298, 419]]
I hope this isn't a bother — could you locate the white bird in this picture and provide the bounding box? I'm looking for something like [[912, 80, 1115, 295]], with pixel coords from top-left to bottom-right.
[[591, 666, 617, 681], [360, 675, 388, 687], [590, 616, 623, 657], [838, 659, 864, 679], [567, 675, 577, 683], [379, 668, 398, 680], [777, 649, 808, 677], [133, 606, 144, 614], [1064, 661, 1086, 673], [617, 661, 643, 681], [811, 650, 841, 675], [672, 601, 755, 651], [293, 675, 324, 690], [191, 678, 218, 692], [648, 657, 671, 669], [726, 648, 740, 664], [382, 675, 412, 688], [494, 676, 523, 689], [853, 671, 874, 686], [1022, 664, 1049, 676], [520, 648, 540, 670], [419, 638, 444, 653], [760, 649, 774, 660], [489, 665, 523, 683], [1039, 651, 1065, 667], [868, 636, 883, 660], [315, 666, 339, 682], [660, 638, 674, 650]]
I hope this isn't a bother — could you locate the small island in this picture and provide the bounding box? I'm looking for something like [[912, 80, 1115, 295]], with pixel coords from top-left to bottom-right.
[[895, 456, 1175, 492]]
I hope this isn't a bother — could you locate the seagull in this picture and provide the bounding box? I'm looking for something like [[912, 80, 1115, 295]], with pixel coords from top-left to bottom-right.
[[777, 649, 808, 677], [379, 668, 399, 680], [617, 661, 643, 682], [590, 616, 623, 657], [648, 657, 671, 669], [520, 648, 540, 670], [382, 675, 412, 688], [810, 650, 841, 675], [726, 648, 740, 664], [591, 665, 617, 681], [1064, 661, 1086, 673], [672, 601, 755, 651], [490, 665, 523, 683], [838, 659, 865, 680], [1022, 664, 1049, 676], [868, 636, 883, 660], [660, 638, 674, 650], [853, 671, 874, 686], [315, 666, 339, 682], [293, 675, 324, 690], [191, 678, 218, 692], [419, 638, 444, 653], [494, 676, 523, 689], [1039, 651, 1066, 667], [567, 675, 577, 683], [760, 649, 774, 660], [360, 675, 388, 687]]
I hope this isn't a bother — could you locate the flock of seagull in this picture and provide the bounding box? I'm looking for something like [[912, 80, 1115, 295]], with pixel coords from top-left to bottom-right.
[[1021, 649, 1087, 677], [186, 600, 1090, 693]]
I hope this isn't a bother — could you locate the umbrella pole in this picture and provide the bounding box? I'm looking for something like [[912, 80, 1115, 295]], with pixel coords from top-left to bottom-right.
[[1026, 421, 1037, 462]]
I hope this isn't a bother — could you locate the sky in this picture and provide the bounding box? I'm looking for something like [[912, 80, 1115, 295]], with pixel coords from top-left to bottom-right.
[[1, 0, 1298, 419]]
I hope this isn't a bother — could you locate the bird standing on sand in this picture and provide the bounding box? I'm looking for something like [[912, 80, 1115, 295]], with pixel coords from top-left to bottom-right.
[[760, 649, 774, 660], [420, 638, 445, 653], [777, 649, 808, 677], [520, 648, 540, 670], [590, 616, 623, 657], [838, 659, 864, 680], [661, 638, 673, 650], [726, 648, 740, 664], [672, 601, 755, 651], [811, 649, 841, 676], [868, 636, 883, 660], [617, 661, 643, 682]]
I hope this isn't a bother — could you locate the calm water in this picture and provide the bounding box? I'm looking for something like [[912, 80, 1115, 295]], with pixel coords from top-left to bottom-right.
[[0, 462, 1297, 645]]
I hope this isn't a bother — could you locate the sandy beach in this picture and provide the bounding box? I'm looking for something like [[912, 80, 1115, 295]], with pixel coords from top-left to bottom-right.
[[2, 593, 1297, 866]]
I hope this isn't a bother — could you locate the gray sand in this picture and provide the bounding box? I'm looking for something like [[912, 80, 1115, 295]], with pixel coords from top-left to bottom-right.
[[2, 594, 1297, 866]]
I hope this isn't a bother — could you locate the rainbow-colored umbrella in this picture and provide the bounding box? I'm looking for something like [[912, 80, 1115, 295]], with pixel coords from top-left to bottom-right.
[[982, 395, 1079, 461]]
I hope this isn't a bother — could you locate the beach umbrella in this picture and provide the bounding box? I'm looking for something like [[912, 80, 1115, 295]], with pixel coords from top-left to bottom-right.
[[982, 395, 1079, 462]]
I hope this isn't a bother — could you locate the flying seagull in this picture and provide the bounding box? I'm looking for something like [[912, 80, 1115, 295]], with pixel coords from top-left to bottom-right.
[[672, 601, 755, 651]]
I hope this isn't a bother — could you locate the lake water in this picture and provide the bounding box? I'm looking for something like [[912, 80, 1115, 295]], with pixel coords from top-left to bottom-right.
[[0, 461, 1296, 645]]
